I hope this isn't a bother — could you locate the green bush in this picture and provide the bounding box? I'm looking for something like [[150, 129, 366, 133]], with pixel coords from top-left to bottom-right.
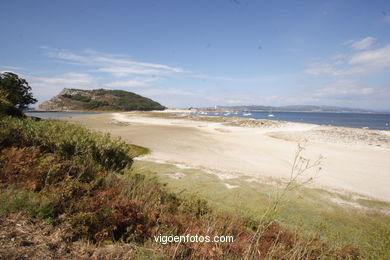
[[62, 93, 91, 102], [83, 100, 109, 110], [0, 98, 23, 118], [0, 117, 133, 172], [66, 88, 166, 111], [61, 94, 72, 99], [0, 189, 38, 216], [71, 94, 91, 102]]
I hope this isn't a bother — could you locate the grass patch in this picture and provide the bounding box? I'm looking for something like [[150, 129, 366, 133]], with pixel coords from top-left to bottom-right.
[[128, 144, 150, 157], [0, 189, 39, 216], [356, 198, 390, 209], [132, 159, 390, 259]]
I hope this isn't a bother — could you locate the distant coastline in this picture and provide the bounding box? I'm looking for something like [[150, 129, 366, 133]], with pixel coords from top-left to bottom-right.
[[177, 110, 390, 131], [27, 109, 390, 131], [196, 105, 390, 114]]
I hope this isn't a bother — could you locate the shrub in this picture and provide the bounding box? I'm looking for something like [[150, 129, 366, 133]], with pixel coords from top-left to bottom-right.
[[65, 93, 91, 102], [0, 98, 23, 118], [0, 117, 133, 172], [83, 101, 108, 110]]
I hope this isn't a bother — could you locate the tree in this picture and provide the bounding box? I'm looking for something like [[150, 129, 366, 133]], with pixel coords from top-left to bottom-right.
[[0, 98, 23, 117], [0, 72, 37, 111]]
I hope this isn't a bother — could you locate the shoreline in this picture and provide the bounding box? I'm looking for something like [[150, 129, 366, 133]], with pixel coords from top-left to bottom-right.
[[61, 112, 390, 202], [30, 109, 390, 131]]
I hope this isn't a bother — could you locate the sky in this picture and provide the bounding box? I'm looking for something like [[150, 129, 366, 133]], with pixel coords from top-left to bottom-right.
[[1, 0, 390, 110]]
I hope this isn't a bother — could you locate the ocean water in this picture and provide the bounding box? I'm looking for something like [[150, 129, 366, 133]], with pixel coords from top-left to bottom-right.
[[25, 111, 101, 118], [193, 111, 390, 131], [26, 111, 390, 131]]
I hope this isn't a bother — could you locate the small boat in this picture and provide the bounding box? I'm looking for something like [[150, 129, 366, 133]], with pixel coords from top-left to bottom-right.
[[243, 112, 252, 116], [268, 113, 275, 117]]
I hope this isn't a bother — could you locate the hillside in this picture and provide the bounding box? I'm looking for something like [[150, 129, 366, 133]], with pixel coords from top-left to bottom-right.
[[37, 88, 165, 111]]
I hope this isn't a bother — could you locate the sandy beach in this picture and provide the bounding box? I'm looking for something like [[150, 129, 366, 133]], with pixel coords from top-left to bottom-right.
[[64, 112, 390, 202]]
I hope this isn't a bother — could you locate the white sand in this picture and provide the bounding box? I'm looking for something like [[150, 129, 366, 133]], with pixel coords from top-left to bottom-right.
[[66, 112, 390, 201]]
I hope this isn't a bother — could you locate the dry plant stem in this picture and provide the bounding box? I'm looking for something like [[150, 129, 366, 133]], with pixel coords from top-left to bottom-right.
[[246, 144, 323, 259], [172, 227, 189, 259]]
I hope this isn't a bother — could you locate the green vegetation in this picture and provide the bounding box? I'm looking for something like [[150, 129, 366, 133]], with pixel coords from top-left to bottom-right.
[[0, 117, 133, 173], [0, 117, 359, 259], [41, 88, 166, 111], [0, 72, 36, 117], [0, 98, 23, 117], [62, 93, 91, 103], [132, 160, 390, 259]]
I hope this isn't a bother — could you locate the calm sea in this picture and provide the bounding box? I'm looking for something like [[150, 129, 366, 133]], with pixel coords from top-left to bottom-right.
[[193, 111, 390, 131], [26, 111, 101, 118], [26, 111, 390, 131]]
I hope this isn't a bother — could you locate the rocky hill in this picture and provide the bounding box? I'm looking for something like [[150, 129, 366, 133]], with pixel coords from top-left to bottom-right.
[[37, 88, 165, 111]]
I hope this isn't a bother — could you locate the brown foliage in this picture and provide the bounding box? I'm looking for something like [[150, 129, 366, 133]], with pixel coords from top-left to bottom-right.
[[0, 147, 74, 191], [0, 147, 45, 190], [0, 146, 359, 259], [84, 189, 160, 243]]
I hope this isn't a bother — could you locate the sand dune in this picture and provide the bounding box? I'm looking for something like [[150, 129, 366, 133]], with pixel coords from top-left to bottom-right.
[[65, 112, 390, 201]]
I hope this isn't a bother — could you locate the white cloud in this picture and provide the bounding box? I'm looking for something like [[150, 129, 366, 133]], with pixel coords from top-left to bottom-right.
[[139, 88, 197, 97], [105, 80, 148, 88], [193, 74, 257, 82], [42, 48, 185, 77], [305, 43, 390, 76], [304, 62, 343, 76], [349, 44, 390, 69], [226, 99, 243, 104], [312, 79, 375, 98], [133, 87, 203, 108], [299, 80, 390, 109], [32, 48, 190, 105], [344, 36, 376, 50], [301, 39, 390, 109], [29, 73, 99, 103], [32, 73, 97, 88], [97, 67, 161, 77], [1, 65, 25, 71]]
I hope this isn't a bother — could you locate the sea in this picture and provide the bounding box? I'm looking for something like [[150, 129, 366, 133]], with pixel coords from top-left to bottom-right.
[[25, 111, 390, 131], [191, 111, 390, 131]]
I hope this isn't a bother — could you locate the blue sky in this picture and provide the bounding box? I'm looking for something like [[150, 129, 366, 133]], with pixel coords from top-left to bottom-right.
[[1, 0, 390, 110]]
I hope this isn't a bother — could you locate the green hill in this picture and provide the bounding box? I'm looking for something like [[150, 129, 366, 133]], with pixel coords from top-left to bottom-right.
[[37, 88, 165, 111]]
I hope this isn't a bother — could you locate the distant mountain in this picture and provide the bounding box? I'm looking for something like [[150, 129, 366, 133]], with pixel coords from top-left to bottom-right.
[[214, 105, 382, 113], [37, 88, 165, 111], [278, 105, 377, 113]]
